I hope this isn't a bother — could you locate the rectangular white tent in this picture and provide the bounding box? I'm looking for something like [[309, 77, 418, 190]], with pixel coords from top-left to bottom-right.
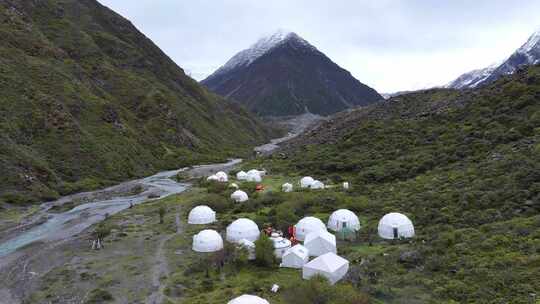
[[302, 252, 349, 285], [280, 244, 309, 269]]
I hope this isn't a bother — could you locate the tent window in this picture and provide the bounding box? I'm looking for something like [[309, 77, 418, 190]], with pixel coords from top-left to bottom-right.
[[393, 227, 398, 239]]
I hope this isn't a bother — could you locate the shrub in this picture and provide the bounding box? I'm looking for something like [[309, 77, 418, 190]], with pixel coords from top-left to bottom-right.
[[254, 233, 276, 267]]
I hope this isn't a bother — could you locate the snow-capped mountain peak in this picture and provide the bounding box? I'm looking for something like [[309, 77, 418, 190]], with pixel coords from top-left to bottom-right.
[[210, 30, 314, 77], [518, 30, 540, 54], [447, 28, 540, 89]]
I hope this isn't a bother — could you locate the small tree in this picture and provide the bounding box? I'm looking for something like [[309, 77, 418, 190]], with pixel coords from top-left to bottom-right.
[[158, 205, 166, 224], [92, 224, 111, 250], [254, 233, 276, 267]]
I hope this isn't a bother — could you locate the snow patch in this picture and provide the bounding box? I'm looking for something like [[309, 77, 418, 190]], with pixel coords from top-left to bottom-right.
[[207, 30, 316, 78]]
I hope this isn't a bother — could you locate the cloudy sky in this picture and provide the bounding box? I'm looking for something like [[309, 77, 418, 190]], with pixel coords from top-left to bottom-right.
[[99, 0, 540, 93]]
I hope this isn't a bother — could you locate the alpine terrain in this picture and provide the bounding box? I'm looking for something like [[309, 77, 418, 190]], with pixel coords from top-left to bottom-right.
[[202, 30, 382, 117], [0, 0, 274, 204], [448, 29, 540, 89]]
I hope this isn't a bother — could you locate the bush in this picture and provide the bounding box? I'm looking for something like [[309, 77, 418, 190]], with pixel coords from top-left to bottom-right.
[[254, 233, 276, 267]]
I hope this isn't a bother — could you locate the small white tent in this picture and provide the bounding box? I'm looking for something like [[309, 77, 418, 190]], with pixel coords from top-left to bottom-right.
[[187, 205, 216, 224], [281, 244, 309, 269], [236, 171, 248, 181], [295, 216, 327, 241], [378, 212, 415, 239], [327, 209, 360, 232], [343, 182, 350, 190], [310, 180, 325, 189], [246, 171, 262, 183], [226, 218, 260, 243], [215, 171, 228, 182], [270, 235, 292, 258], [282, 183, 293, 192], [247, 169, 261, 176], [304, 231, 337, 257], [302, 252, 349, 285], [207, 175, 219, 182], [300, 176, 315, 188], [238, 239, 256, 260], [192, 229, 223, 253], [231, 190, 249, 202], [228, 295, 269, 304]]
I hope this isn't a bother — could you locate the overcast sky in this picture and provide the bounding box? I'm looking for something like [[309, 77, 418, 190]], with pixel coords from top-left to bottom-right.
[[99, 0, 540, 93]]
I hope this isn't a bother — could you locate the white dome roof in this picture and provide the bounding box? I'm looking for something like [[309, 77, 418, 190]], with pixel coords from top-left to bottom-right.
[[247, 169, 261, 175], [309, 180, 325, 189], [300, 176, 315, 188], [192, 229, 223, 252], [295, 216, 327, 241], [187, 205, 216, 225], [228, 295, 269, 304], [215, 171, 228, 182], [327, 209, 360, 232], [226, 218, 260, 243], [236, 171, 248, 180], [378, 212, 415, 239], [231, 190, 249, 202], [246, 171, 262, 182]]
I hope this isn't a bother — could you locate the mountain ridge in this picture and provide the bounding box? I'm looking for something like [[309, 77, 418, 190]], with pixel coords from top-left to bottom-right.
[[202, 30, 382, 117], [0, 0, 274, 204], [448, 29, 540, 89]]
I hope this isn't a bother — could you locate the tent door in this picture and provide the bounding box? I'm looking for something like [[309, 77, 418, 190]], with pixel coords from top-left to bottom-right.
[[341, 222, 347, 229], [393, 227, 398, 239]]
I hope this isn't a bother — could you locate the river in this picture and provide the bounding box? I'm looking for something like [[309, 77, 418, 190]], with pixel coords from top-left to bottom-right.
[[0, 159, 242, 258]]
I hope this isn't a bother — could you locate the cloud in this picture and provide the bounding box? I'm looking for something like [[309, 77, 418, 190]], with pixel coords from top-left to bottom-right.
[[98, 0, 540, 92]]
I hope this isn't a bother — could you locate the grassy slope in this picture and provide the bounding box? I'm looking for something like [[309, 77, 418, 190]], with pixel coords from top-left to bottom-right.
[[0, 0, 275, 204], [246, 66, 540, 303]]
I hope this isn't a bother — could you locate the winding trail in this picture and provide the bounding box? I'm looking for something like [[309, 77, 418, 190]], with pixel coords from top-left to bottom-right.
[[146, 209, 182, 304]]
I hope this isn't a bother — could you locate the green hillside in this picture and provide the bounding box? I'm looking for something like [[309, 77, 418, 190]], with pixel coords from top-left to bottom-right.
[[0, 0, 276, 204], [248, 65, 540, 303]]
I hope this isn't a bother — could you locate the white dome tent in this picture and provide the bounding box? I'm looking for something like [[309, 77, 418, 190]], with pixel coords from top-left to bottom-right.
[[215, 171, 228, 182], [378, 212, 415, 239], [236, 171, 248, 181], [300, 176, 315, 188], [302, 252, 349, 285], [246, 171, 262, 183], [280, 244, 309, 269], [343, 182, 350, 190], [327, 209, 361, 232], [231, 190, 249, 203], [304, 230, 337, 257], [282, 183, 293, 192], [192, 229, 223, 253], [309, 180, 325, 190], [238, 239, 256, 260], [295, 216, 327, 241], [228, 295, 269, 304], [226, 218, 260, 243], [187, 205, 216, 225], [270, 234, 292, 258]]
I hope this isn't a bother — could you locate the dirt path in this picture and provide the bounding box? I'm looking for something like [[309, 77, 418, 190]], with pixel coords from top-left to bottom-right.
[[146, 209, 182, 304]]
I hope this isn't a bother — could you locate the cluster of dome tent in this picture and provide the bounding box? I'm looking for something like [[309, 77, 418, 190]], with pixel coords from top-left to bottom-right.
[[194, 171, 415, 301]]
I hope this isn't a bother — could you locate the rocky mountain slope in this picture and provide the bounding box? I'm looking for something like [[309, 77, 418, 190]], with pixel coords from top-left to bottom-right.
[[202, 31, 382, 117], [448, 30, 540, 89], [0, 0, 274, 204], [254, 65, 540, 303]]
